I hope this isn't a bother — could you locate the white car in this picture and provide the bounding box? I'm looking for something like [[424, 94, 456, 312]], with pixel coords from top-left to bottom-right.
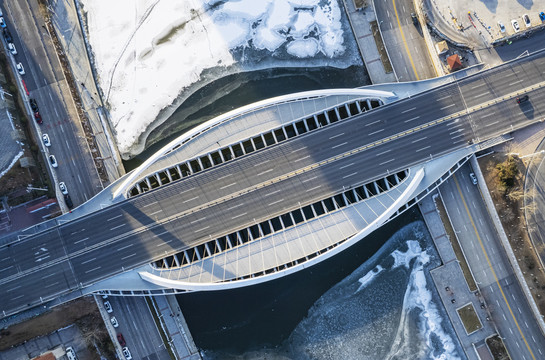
[[110, 316, 119, 328], [469, 173, 477, 185], [49, 155, 58, 168], [42, 133, 51, 147], [497, 21, 505, 33], [103, 300, 113, 313], [8, 42, 16, 55], [59, 182, 68, 195], [0, 17, 6, 28], [523, 14, 531, 28], [16, 62, 25, 75], [122, 347, 132, 360], [511, 19, 520, 32]]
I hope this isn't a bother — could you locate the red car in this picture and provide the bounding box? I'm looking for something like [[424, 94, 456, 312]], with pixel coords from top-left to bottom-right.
[[34, 112, 43, 124], [117, 333, 126, 347]]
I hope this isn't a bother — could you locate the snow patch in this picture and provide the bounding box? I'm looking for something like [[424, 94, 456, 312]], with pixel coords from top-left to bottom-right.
[[0, 150, 24, 179]]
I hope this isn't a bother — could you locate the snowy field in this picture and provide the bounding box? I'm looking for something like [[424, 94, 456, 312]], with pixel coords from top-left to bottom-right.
[[80, 0, 362, 158], [203, 222, 465, 360]]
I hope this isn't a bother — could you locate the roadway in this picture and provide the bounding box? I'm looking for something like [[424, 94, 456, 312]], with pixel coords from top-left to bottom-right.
[[104, 296, 170, 360], [0, 0, 102, 205], [374, 0, 436, 81], [1, 50, 545, 317], [441, 166, 545, 360]]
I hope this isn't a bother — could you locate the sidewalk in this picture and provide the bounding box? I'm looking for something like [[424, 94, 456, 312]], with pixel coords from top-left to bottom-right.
[[343, 0, 397, 84], [153, 295, 201, 360]]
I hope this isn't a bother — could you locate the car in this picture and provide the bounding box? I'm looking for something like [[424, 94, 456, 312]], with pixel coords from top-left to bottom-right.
[[42, 133, 51, 147], [34, 112, 43, 124], [104, 300, 113, 313], [64, 194, 74, 209], [65, 346, 76, 360], [3, 29, 12, 43], [7, 42, 16, 55], [49, 155, 58, 168], [540, 12, 545, 22], [122, 347, 132, 360], [111, 316, 119, 328], [498, 21, 506, 33], [30, 98, 39, 112], [411, 13, 418, 26], [469, 173, 477, 185], [0, 17, 6, 28], [16, 62, 25, 75], [516, 95, 529, 103], [511, 19, 520, 32], [59, 182, 68, 195], [523, 14, 531, 27], [117, 333, 126, 347]]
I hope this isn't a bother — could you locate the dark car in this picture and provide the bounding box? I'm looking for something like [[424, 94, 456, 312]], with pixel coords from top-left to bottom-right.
[[516, 95, 529, 104], [64, 194, 74, 209], [3, 28, 12, 42], [411, 12, 418, 26], [30, 98, 39, 112], [117, 333, 126, 347], [540, 12, 545, 22]]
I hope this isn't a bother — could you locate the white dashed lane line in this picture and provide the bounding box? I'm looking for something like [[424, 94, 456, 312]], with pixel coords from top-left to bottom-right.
[[107, 214, 122, 222]]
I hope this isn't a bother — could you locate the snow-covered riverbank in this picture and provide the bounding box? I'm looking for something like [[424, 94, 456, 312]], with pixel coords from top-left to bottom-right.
[[80, 0, 362, 159]]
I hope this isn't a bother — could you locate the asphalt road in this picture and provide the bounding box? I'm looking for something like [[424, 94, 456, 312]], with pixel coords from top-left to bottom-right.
[[0, 0, 102, 205], [1, 50, 545, 318], [441, 165, 545, 360], [104, 296, 170, 360], [374, 0, 436, 81]]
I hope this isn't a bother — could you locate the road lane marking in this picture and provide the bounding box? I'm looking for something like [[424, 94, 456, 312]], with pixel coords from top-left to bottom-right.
[[78, 174, 82, 184], [440, 104, 455, 110], [11, 295, 24, 301], [451, 134, 464, 139], [183, 196, 199, 203], [306, 185, 322, 192], [471, 83, 486, 89], [342, 172, 357, 179], [340, 163, 355, 169], [117, 244, 134, 251], [74, 237, 89, 244], [404, 116, 420, 123], [217, 174, 232, 180], [110, 224, 126, 231], [365, 120, 381, 126], [220, 182, 237, 190], [369, 129, 385, 136], [85, 266, 101, 273], [376, 150, 391, 156], [264, 189, 282, 197], [294, 155, 310, 163], [509, 80, 523, 86], [291, 146, 307, 153], [480, 112, 495, 119], [190, 217, 206, 224], [329, 133, 344, 139], [302, 176, 317, 183], [156, 239, 173, 246], [0, 266, 14, 273], [143, 201, 158, 208], [179, 187, 195, 195], [227, 203, 244, 211], [392, 0, 420, 80], [268, 199, 284, 206], [194, 226, 210, 233], [7, 285, 21, 292], [474, 92, 488, 98], [107, 214, 122, 221], [153, 231, 169, 238], [45, 282, 60, 288], [81, 257, 96, 265], [402, 107, 416, 113], [331, 142, 347, 149], [231, 212, 247, 220], [379, 159, 395, 166], [416, 146, 431, 152], [453, 175, 536, 359], [449, 129, 463, 135], [485, 121, 500, 127], [60, 124, 64, 133], [410, 136, 426, 143], [149, 209, 163, 216], [65, 140, 70, 150], [41, 273, 57, 279], [436, 95, 451, 101], [121, 253, 137, 260]]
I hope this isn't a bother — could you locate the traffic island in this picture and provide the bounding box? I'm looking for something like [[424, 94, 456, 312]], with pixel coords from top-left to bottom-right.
[[456, 303, 482, 335]]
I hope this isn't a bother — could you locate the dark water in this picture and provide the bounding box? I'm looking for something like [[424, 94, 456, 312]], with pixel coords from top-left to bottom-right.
[[176, 208, 422, 353], [123, 65, 369, 170]]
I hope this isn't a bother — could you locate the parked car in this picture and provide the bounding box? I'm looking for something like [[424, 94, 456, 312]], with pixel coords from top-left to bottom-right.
[[7, 42, 16, 55], [511, 19, 520, 32], [540, 12, 545, 22], [111, 316, 119, 328], [497, 21, 506, 33], [516, 95, 529, 103], [34, 112, 43, 124], [49, 155, 58, 168], [122, 347, 132, 360], [65, 347, 76, 360], [30, 98, 39, 112], [523, 14, 531, 27], [469, 173, 477, 185], [117, 333, 126, 347], [0, 17, 6, 28], [42, 133, 51, 147], [3, 29, 12, 43], [104, 300, 113, 313], [59, 182, 68, 195], [64, 194, 74, 209], [16, 62, 25, 75], [411, 13, 418, 26]]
